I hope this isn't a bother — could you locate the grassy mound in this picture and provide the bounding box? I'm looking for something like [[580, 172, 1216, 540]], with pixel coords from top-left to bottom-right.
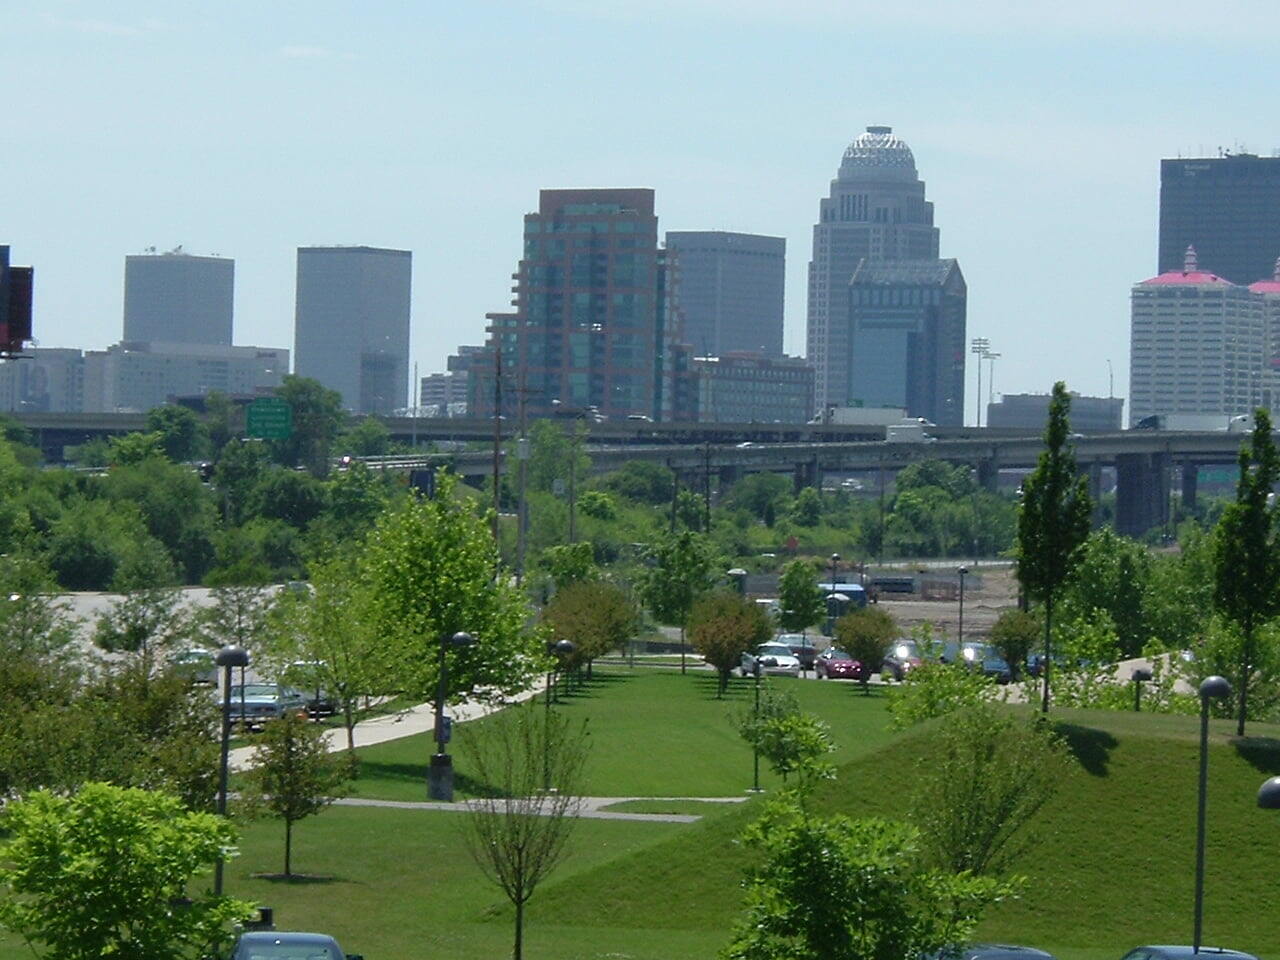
[[531, 706, 1280, 957]]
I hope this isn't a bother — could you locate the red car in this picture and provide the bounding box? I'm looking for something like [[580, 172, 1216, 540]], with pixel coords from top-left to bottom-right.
[[815, 647, 869, 681]]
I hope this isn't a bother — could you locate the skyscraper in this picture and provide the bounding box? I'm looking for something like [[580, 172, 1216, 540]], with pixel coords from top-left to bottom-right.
[[847, 259, 966, 425], [665, 231, 784, 358], [1159, 154, 1280, 285], [123, 249, 234, 345], [294, 246, 411, 415], [477, 189, 677, 421], [807, 126, 939, 411], [1129, 247, 1265, 425]]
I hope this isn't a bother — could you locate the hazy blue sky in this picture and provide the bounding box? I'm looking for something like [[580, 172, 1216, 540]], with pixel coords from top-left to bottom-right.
[[5, 1, 1278, 419]]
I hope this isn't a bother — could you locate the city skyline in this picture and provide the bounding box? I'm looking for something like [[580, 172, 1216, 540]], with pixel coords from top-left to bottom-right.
[[5, 2, 1279, 419]]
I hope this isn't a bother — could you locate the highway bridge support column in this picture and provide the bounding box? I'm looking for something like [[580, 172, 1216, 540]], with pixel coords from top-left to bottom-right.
[[718, 464, 743, 492], [793, 458, 819, 494], [1115, 452, 1170, 537], [977, 457, 999, 494], [1182, 462, 1198, 513]]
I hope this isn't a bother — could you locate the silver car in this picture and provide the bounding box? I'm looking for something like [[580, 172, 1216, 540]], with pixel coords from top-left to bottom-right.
[[231, 931, 361, 960], [226, 683, 308, 730], [741, 643, 802, 678]]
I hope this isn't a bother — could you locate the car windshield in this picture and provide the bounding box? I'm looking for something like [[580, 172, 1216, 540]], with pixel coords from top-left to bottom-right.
[[827, 649, 852, 660], [893, 641, 919, 659], [758, 645, 793, 657], [230, 684, 278, 699]]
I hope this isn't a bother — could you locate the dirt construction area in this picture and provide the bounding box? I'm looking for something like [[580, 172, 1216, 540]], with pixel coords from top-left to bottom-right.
[[871, 564, 1019, 642]]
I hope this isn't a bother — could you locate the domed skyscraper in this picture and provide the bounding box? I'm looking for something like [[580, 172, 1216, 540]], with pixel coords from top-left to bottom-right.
[[806, 126, 949, 416]]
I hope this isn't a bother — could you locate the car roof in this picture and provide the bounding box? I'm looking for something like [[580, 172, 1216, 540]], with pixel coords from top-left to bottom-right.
[[237, 932, 340, 945], [964, 945, 1056, 960], [1136, 948, 1258, 960]]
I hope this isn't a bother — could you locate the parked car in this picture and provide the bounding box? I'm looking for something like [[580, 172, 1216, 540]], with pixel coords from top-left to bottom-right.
[[931, 946, 1057, 960], [1118, 948, 1259, 960], [168, 647, 216, 685], [941, 642, 1013, 683], [815, 647, 868, 681], [231, 931, 362, 960], [226, 683, 309, 730], [778, 633, 819, 670], [741, 643, 802, 678], [281, 660, 338, 717], [879, 639, 923, 682]]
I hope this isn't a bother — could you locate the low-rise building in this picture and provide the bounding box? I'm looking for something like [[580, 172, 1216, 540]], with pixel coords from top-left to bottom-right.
[[82, 340, 289, 413], [0, 347, 85, 412], [690, 352, 814, 423], [987, 392, 1125, 432]]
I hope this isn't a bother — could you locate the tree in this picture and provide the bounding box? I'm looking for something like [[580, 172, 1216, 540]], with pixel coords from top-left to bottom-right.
[[1060, 528, 1153, 658], [576, 489, 616, 521], [910, 704, 1072, 876], [722, 472, 791, 523], [635, 531, 719, 674], [0, 783, 255, 960], [688, 590, 772, 696], [737, 689, 835, 790], [340, 415, 391, 457], [989, 609, 1040, 681], [108, 430, 167, 466], [251, 468, 328, 529], [724, 801, 1012, 960], [0, 552, 80, 660], [1015, 381, 1092, 713], [202, 390, 239, 455], [267, 375, 344, 476], [213, 439, 270, 524], [834, 607, 897, 695], [263, 557, 383, 756], [601, 460, 674, 505], [146, 404, 206, 462], [541, 541, 598, 589], [460, 703, 589, 960], [896, 458, 975, 498], [887, 661, 996, 730], [526, 418, 590, 494], [243, 711, 345, 878], [193, 582, 274, 658], [1211, 408, 1280, 736], [356, 474, 542, 710], [103, 457, 218, 583], [790, 487, 822, 527], [542, 580, 640, 676], [93, 587, 190, 674], [777, 559, 823, 637]]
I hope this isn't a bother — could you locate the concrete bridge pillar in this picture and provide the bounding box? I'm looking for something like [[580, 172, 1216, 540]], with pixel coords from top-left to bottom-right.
[[1115, 452, 1170, 537], [977, 457, 1000, 493], [1181, 462, 1198, 512], [793, 458, 819, 493]]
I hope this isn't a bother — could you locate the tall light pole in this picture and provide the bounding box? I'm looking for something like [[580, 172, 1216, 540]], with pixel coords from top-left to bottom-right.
[[1194, 674, 1232, 953], [428, 631, 475, 802], [544, 639, 575, 791], [1131, 667, 1152, 712], [956, 567, 968, 646], [748, 659, 763, 793], [214, 645, 249, 897], [970, 337, 989, 427]]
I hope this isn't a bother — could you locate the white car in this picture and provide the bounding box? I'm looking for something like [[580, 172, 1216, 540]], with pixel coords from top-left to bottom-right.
[[741, 643, 802, 678]]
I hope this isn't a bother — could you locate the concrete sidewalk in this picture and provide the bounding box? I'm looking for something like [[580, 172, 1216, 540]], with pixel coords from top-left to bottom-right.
[[228, 687, 539, 772], [332, 794, 750, 824]]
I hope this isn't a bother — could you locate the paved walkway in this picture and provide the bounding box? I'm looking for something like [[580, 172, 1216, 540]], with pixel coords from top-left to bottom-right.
[[332, 794, 750, 824], [228, 687, 539, 772]]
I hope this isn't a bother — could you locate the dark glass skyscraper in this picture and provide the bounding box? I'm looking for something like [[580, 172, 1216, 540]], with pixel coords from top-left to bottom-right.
[[479, 189, 678, 421], [665, 231, 784, 358], [1159, 155, 1280, 286], [806, 126, 940, 411], [847, 259, 966, 426]]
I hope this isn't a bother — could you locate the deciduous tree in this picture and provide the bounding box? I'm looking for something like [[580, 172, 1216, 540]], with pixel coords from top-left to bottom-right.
[[1211, 408, 1280, 736], [1016, 381, 1092, 713], [0, 783, 255, 960], [777, 559, 823, 638], [834, 606, 897, 695], [461, 703, 589, 960], [243, 711, 345, 878], [688, 590, 771, 695], [542, 579, 639, 676], [636, 530, 719, 674]]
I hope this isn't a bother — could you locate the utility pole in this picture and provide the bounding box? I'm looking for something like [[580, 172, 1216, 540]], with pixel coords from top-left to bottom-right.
[[491, 348, 502, 548], [668, 458, 678, 533], [702, 442, 712, 532], [568, 423, 578, 543], [411, 360, 419, 450], [515, 371, 530, 585]]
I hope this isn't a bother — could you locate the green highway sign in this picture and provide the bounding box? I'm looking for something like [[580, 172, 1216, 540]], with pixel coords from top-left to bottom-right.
[[246, 397, 293, 440]]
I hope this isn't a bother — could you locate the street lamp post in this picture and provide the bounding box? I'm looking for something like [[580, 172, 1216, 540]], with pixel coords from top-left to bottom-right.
[[749, 659, 763, 793], [829, 553, 840, 589], [957, 567, 969, 646], [727, 568, 748, 596], [214, 645, 249, 897], [428, 631, 475, 802], [1131, 667, 1153, 712], [544, 639, 575, 791], [1194, 674, 1232, 953]]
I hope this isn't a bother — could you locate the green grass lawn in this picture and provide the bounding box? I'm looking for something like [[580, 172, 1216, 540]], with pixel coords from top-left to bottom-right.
[[346, 668, 896, 801]]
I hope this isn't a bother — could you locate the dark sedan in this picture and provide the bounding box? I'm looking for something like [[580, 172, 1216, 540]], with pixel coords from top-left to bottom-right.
[[879, 639, 923, 682], [1119, 947, 1259, 960], [231, 931, 362, 960], [815, 647, 868, 681], [933, 946, 1056, 960]]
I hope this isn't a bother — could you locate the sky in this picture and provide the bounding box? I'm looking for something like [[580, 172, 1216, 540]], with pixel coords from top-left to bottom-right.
[[4, 0, 1279, 423]]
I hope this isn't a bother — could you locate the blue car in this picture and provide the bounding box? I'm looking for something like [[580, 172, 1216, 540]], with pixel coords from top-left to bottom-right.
[[1120, 948, 1260, 960], [935, 946, 1056, 960], [231, 931, 363, 960]]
